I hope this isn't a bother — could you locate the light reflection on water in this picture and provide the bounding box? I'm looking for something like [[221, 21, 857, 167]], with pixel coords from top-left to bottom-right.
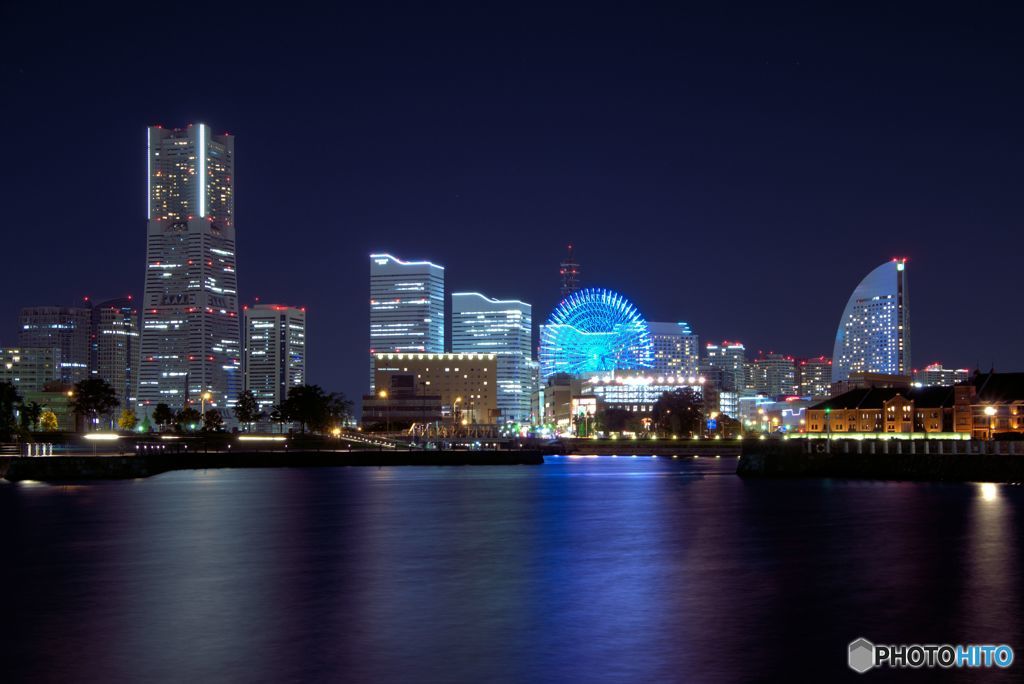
[[1, 457, 1021, 682]]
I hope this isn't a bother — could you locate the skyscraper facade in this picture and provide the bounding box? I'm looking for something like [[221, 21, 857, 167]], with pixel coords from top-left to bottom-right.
[[750, 353, 797, 398], [451, 292, 533, 421], [832, 259, 911, 383], [648, 322, 700, 377], [0, 346, 61, 392], [369, 253, 444, 389], [19, 306, 91, 384], [140, 124, 240, 412], [90, 297, 140, 408], [244, 304, 306, 413], [797, 356, 832, 398], [703, 341, 746, 391], [559, 244, 580, 298]]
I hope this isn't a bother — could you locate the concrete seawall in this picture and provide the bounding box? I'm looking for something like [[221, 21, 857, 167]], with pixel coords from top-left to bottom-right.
[[738, 439, 1024, 482], [0, 450, 544, 483]]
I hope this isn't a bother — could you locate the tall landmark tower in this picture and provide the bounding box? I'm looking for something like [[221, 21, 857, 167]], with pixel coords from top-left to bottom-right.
[[559, 244, 580, 298], [139, 124, 241, 413], [832, 258, 911, 383]]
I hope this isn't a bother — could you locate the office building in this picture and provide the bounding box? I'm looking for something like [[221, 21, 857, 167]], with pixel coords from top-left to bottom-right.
[[140, 124, 241, 412], [914, 363, 969, 387], [0, 346, 61, 392], [797, 356, 832, 398], [371, 353, 497, 424], [90, 297, 140, 408], [832, 258, 911, 384], [579, 370, 704, 415], [703, 341, 746, 391], [19, 306, 91, 384], [451, 292, 532, 422], [648, 322, 700, 377], [750, 353, 797, 398], [244, 305, 306, 414], [369, 253, 444, 389]]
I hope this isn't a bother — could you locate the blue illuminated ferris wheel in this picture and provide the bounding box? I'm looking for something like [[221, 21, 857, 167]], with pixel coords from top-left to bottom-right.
[[539, 288, 654, 379]]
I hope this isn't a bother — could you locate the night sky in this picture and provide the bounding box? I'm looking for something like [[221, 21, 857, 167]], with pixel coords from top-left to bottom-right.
[[2, 4, 1022, 401]]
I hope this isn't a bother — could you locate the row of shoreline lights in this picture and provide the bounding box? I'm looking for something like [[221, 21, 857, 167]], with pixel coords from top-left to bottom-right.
[[587, 374, 706, 386]]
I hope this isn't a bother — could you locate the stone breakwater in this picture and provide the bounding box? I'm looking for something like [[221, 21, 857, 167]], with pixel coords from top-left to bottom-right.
[[0, 450, 544, 482], [738, 439, 1024, 483]]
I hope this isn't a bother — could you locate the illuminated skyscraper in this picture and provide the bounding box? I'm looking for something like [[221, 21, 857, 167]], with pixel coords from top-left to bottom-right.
[[750, 353, 797, 397], [90, 297, 140, 408], [451, 292, 533, 421], [19, 306, 91, 384], [369, 253, 444, 389], [702, 341, 746, 391], [797, 356, 832, 398], [559, 244, 581, 298], [139, 124, 240, 412], [832, 259, 911, 384], [648, 322, 700, 377], [244, 305, 306, 414]]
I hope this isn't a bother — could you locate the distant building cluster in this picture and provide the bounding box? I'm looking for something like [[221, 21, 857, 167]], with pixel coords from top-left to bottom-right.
[[363, 247, 1012, 440], [2, 123, 305, 428]]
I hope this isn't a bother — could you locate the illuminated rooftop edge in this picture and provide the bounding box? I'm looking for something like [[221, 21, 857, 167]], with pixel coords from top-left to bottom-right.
[[452, 292, 531, 307], [375, 353, 495, 360], [370, 253, 445, 270]]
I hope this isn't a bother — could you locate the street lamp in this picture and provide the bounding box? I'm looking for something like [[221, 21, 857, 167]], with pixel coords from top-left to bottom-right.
[[378, 389, 390, 433], [984, 405, 997, 439], [200, 391, 213, 417]]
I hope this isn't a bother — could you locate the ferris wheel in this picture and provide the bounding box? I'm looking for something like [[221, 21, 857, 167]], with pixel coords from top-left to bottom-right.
[[539, 288, 654, 379]]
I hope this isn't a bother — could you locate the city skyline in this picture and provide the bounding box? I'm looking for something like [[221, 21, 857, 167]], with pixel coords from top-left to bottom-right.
[[3, 5, 1022, 404]]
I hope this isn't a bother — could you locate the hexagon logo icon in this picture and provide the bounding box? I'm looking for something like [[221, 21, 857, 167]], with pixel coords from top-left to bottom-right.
[[848, 638, 875, 674]]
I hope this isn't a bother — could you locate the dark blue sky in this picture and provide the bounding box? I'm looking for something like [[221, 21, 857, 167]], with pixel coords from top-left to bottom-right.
[[2, 3, 1022, 400]]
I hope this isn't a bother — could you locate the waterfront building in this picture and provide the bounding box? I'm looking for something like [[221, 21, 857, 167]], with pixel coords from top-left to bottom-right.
[[559, 244, 581, 298], [369, 253, 444, 389], [451, 292, 532, 422], [830, 372, 910, 396], [648, 322, 700, 377], [750, 353, 797, 398], [370, 353, 497, 425], [797, 356, 832, 398], [539, 288, 653, 379], [806, 372, 1024, 438], [832, 258, 911, 384], [244, 305, 306, 414], [914, 363, 969, 387], [579, 370, 704, 415], [19, 306, 91, 384], [0, 346, 61, 392], [90, 298, 140, 408], [140, 124, 241, 412], [19, 385, 76, 431], [533, 373, 580, 431], [703, 341, 746, 392]]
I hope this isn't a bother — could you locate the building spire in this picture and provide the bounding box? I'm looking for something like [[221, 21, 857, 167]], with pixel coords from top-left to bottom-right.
[[559, 243, 580, 299]]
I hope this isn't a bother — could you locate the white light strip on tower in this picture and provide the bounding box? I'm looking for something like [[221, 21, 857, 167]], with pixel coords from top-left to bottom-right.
[[146, 127, 151, 219], [198, 123, 206, 218]]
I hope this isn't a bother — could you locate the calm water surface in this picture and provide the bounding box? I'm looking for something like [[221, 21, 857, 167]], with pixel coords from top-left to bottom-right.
[[2, 456, 1021, 682]]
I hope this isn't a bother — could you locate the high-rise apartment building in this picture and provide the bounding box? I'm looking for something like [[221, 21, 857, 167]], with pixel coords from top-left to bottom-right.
[[797, 356, 832, 398], [19, 306, 91, 384], [559, 244, 580, 298], [369, 253, 444, 389], [832, 259, 911, 384], [244, 305, 306, 413], [914, 363, 969, 387], [139, 124, 240, 412], [750, 353, 797, 398], [451, 292, 532, 421], [648, 322, 700, 377], [90, 297, 140, 408], [703, 341, 746, 392]]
